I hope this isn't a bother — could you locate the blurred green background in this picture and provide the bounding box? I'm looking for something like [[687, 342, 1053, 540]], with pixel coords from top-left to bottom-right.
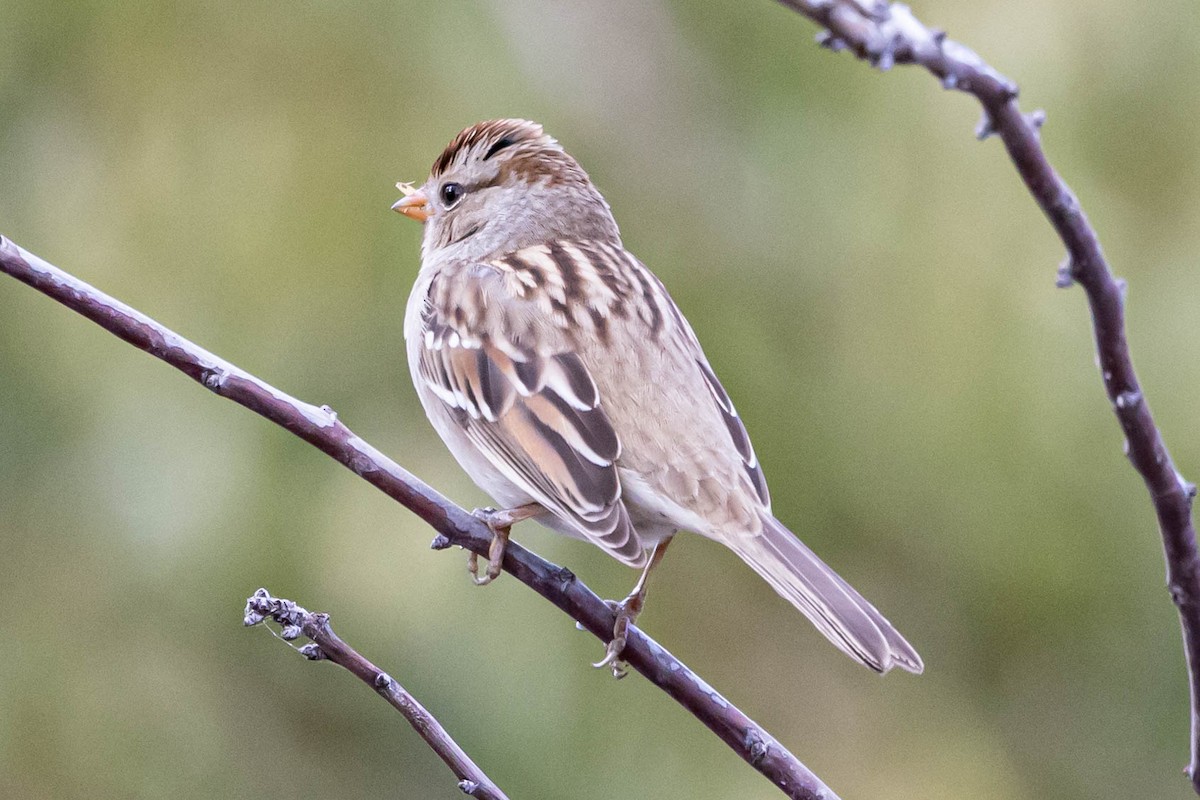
[[2, 1, 1198, 798]]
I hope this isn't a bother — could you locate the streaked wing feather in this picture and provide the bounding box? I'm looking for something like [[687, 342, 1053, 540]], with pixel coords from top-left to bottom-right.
[[418, 317, 643, 566]]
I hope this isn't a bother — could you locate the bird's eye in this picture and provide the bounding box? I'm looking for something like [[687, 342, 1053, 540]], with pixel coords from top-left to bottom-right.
[[439, 182, 464, 208]]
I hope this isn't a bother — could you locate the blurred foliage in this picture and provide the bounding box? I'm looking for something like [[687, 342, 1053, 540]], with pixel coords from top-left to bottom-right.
[[2, 1, 1199, 798]]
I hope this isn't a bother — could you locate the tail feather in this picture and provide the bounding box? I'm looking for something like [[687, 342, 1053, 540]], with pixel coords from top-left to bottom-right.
[[733, 515, 923, 675]]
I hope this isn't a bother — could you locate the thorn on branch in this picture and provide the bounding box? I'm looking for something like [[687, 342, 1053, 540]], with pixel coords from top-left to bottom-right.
[[974, 110, 997, 141], [815, 30, 848, 53], [1027, 109, 1047, 132], [1055, 257, 1076, 288], [867, 34, 902, 71]]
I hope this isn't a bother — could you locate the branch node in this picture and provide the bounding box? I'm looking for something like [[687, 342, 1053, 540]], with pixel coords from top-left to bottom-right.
[[749, 739, 770, 766], [298, 643, 326, 660], [1115, 390, 1142, 411], [940, 72, 958, 91], [556, 565, 577, 588], [1027, 108, 1046, 131], [1055, 257, 1076, 288], [1052, 191, 1080, 219], [430, 533, 453, 550], [319, 404, 339, 422], [974, 110, 997, 141], [814, 30, 848, 52], [458, 780, 481, 796], [870, 35, 901, 71], [201, 368, 228, 392], [859, 0, 889, 23], [281, 624, 302, 641], [244, 587, 277, 626], [1179, 475, 1198, 506], [375, 671, 393, 690]]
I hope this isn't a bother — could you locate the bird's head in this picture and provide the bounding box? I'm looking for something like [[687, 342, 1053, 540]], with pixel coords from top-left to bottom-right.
[[393, 119, 621, 265]]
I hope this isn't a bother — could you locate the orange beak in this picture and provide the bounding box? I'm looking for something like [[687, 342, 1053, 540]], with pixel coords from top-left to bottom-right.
[[392, 184, 431, 223]]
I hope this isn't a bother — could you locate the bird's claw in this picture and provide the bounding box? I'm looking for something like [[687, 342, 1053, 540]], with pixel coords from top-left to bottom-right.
[[592, 598, 634, 679], [466, 550, 503, 585], [467, 507, 511, 586]]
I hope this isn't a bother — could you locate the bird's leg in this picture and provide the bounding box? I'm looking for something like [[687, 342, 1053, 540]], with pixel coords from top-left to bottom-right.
[[593, 536, 673, 678], [468, 503, 543, 585]]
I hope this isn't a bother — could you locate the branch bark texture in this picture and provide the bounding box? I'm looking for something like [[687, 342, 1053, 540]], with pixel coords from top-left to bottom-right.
[[0, 235, 838, 800], [244, 588, 509, 800], [776, 0, 1200, 791]]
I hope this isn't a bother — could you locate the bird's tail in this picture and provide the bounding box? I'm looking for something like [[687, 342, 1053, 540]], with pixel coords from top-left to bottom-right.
[[730, 514, 923, 674]]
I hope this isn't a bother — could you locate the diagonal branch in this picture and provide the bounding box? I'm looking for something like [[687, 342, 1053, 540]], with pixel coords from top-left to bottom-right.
[[244, 588, 510, 800], [776, 0, 1200, 791], [0, 235, 838, 800]]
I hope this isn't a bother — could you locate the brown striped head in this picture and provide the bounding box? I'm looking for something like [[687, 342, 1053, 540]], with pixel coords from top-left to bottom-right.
[[394, 119, 622, 265]]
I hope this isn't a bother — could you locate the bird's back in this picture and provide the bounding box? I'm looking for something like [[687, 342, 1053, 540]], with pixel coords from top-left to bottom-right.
[[548, 241, 771, 539]]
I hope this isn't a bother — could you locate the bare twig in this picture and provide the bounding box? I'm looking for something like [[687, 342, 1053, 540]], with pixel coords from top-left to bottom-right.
[[0, 235, 838, 800], [777, 0, 1200, 790], [243, 588, 509, 800]]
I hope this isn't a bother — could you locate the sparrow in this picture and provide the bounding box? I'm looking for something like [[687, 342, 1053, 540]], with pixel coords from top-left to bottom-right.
[[393, 119, 922, 677]]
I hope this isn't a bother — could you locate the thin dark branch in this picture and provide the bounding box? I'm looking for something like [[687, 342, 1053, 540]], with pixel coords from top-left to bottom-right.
[[777, 0, 1200, 791], [244, 588, 509, 800], [0, 235, 838, 800]]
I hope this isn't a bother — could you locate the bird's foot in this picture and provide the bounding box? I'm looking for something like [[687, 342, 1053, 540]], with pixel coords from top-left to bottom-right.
[[592, 593, 645, 679], [467, 504, 541, 586]]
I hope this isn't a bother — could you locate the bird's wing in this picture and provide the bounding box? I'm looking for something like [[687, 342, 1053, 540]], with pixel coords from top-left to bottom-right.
[[691, 352, 771, 509], [415, 250, 644, 566], [633, 257, 772, 513]]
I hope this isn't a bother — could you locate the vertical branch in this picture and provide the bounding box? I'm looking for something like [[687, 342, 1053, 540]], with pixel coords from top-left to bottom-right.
[[776, 0, 1200, 791]]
